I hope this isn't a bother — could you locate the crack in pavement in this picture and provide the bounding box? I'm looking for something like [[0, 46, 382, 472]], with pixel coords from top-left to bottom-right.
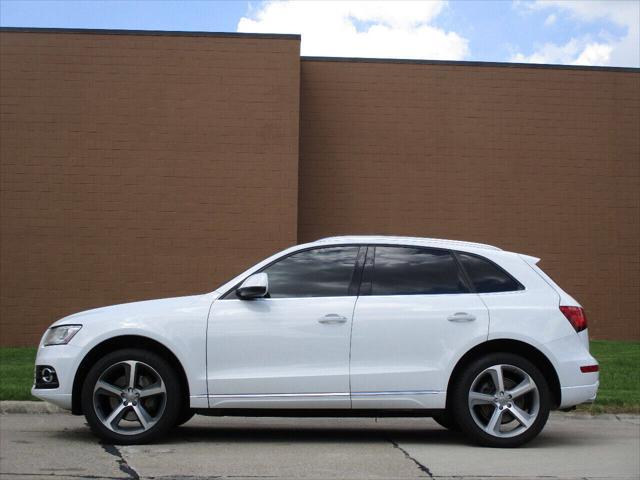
[[387, 437, 434, 478], [101, 443, 140, 480], [0, 473, 126, 479]]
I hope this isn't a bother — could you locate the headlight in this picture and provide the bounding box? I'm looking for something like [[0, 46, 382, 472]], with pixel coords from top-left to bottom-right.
[[43, 325, 82, 346]]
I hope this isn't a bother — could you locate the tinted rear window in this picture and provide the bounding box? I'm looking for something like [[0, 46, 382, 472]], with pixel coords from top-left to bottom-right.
[[371, 246, 469, 295], [456, 252, 523, 293]]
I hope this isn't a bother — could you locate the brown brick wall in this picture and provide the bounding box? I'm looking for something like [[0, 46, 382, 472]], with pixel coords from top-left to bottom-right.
[[299, 59, 640, 340], [0, 31, 301, 346], [1, 30, 638, 345]]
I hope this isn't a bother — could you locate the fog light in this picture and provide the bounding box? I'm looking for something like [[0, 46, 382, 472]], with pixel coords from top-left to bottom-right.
[[41, 367, 55, 383], [35, 365, 59, 389]]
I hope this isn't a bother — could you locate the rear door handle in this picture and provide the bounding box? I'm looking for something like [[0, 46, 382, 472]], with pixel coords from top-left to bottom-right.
[[447, 312, 476, 322], [318, 314, 348, 325]]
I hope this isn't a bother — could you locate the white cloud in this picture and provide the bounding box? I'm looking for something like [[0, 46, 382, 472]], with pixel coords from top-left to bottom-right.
[[574, 43, 614, 66], [532, 0, 636, 26], [544, 13, 556, 26], [513, 0, 639, 67], [512, 38, 613, 66], [237, 1, 469, 60]]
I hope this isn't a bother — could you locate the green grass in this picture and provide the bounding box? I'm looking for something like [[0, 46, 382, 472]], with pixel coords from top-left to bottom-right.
[[0, 347, 37, 401], [0, 341, 638, 412], [577, 340, 640, 414]]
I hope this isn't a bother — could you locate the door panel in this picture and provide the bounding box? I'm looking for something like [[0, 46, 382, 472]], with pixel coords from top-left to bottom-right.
[[206, 245, 362, 409], [350, 245, 490, 409], [207, 296, 355, 408], [350, 293, 489, 408]]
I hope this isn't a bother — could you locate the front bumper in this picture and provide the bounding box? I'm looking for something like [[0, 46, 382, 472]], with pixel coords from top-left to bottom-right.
[[30, 390, 73, 410], [30, 343, 82, 411]]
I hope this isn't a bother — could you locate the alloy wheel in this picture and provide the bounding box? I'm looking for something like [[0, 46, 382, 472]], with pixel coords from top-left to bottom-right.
[[467, 364, 540, 438], [92, 360, 167, 435]]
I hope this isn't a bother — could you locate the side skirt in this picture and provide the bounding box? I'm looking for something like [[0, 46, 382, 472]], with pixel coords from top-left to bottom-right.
[[192, 408, 446, 418]]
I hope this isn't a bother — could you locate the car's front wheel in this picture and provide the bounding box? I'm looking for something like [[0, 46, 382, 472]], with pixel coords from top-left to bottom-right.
[[175, 407, 196, 427], [452, 353, 550, 448], [81, 348, 181, 444]]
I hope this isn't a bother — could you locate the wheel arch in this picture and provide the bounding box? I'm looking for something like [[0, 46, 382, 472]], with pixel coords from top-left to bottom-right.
[[446, 339, 561, 409], [71, 335, 190, 415]]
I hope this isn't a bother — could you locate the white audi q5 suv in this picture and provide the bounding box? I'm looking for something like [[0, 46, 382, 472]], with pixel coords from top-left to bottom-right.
[[32, 236, 599, 447]]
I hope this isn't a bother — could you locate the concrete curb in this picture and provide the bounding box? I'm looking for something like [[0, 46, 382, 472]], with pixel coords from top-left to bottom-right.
[[0, 400, 65, 414], [554, 411, 640, 423]]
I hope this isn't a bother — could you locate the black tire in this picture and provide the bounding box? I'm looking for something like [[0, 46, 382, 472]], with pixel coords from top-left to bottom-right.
[[175, 408, 196, 427], [451, 353, 550, 448], [81, 348, 182, 445], [432, 410, 460, 432]]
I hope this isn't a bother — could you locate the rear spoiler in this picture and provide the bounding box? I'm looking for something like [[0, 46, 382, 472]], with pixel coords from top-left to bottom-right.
[[519, 254, 540, 265]]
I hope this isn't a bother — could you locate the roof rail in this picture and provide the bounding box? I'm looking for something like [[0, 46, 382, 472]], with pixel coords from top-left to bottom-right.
[[313, 235, 502, 251]]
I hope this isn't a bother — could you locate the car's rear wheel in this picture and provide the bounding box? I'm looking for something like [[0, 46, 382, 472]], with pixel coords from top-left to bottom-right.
[[81, 348, 181, 444], [452, 353, 550, 448]]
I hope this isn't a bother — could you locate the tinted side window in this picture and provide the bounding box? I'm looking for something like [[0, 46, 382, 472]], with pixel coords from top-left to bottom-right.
[[457, 252, 523, 293], [371, 247, 469, 295], [262, 246, 360, 298]]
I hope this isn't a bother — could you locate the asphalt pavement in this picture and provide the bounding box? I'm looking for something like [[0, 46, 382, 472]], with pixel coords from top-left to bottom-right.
[[0, 412, 638, 480]]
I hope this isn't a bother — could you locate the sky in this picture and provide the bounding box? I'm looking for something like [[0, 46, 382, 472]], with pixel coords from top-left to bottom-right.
[[0, 0, 638, 68]]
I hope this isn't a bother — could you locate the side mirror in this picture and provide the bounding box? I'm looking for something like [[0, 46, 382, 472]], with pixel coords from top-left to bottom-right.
[[236, 273, 269, 300]]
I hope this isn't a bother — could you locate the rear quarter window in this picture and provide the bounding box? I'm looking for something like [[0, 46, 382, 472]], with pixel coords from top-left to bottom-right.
[[456, 252, 524, 293]]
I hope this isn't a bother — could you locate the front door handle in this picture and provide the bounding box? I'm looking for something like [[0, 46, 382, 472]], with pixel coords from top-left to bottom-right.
[[318, 314, 348, 325], [447, 312, 476, 322]]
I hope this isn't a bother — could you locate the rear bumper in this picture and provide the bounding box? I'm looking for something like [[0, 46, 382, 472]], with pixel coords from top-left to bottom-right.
[[559, 381, 599, 409], [542, 332, 599, 408]]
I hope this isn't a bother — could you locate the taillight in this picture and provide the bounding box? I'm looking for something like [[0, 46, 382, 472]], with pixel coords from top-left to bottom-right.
[[560, 306, 588, 332]]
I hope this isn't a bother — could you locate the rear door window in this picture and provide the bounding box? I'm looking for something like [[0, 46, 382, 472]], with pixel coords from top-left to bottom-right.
[[370, 246, 469, 295]]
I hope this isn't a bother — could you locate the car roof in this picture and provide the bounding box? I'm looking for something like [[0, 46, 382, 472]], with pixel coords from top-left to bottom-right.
[[311, 235, 502, 252]]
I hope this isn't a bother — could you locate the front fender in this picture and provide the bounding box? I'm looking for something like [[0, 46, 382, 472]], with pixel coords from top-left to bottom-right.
[[35, 293, 215, 411]]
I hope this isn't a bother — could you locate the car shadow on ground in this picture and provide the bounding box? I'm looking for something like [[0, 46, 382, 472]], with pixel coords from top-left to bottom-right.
[[169, 424, 464, 445], [53, 419, 594, 449], [52, 421, 461, 445]]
